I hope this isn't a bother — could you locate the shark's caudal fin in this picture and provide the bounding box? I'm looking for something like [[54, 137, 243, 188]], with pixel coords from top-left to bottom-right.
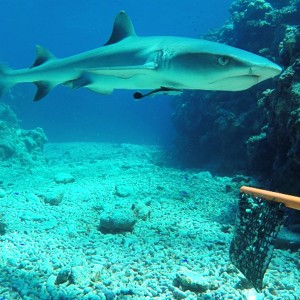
[[105, 11, 137, 45], [0, 45, 58, 101], [32, 45, 58, 101], [0, 65, 14, 98]]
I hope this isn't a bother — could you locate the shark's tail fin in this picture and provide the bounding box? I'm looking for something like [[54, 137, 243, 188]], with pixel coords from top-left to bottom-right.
[[0, 64, 15, 98]]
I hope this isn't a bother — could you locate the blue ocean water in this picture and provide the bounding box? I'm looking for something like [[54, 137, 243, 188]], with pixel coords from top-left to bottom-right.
[[0, 0, 232, 145], [1, 2, 300, 298]]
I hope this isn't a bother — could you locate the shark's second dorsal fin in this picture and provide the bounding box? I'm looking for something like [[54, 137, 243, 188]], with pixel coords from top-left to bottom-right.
[[31, 45, 56, 68], [105, 11, 136, 45]]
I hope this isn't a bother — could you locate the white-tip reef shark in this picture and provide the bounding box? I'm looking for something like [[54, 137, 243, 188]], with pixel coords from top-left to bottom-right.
[[0, 11, 282, 101]]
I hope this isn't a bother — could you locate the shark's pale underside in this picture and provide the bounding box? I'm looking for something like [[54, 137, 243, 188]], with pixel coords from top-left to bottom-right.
[[0, 11, 282, 101]]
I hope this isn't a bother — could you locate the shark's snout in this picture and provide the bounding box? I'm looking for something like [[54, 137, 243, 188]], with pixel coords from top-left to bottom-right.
[[249, 63, 282, 83], [207, 60, 282, 91], [211, 56, 282, 91]]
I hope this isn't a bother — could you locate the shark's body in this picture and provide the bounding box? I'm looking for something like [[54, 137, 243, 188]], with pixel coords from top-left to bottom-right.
[[0, 11, 281, 101]]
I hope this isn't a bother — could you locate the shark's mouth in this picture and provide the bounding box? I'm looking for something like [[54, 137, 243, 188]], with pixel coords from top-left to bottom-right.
[[208, 74, 261, 91]]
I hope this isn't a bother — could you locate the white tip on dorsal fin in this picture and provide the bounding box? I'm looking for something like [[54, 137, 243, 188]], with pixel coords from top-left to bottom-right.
[[105, 11, 137, 45]]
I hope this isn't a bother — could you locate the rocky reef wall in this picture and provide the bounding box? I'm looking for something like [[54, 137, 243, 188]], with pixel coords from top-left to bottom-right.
[[0, 102, 47, 167], [172, 0, 300, 194]]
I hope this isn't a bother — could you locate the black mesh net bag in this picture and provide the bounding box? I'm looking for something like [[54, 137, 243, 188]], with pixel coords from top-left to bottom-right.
[[230, 192, 286, 291]]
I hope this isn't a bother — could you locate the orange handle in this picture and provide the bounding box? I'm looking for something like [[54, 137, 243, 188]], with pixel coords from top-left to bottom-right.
[[240, 186, 300, 210]]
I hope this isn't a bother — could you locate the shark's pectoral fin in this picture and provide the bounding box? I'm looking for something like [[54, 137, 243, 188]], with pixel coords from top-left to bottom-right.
[[64, 74, 92, 89], [33, 81, 56, 101], [86, 86, 114, 95], [31, 45, 57, 68], [79, 62, 157, 79], [64, 75, 114, 95]]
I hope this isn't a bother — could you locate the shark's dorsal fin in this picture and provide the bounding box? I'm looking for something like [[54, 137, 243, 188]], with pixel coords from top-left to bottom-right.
[[31, 45, 56, 68], [105, 11, 136, 45]]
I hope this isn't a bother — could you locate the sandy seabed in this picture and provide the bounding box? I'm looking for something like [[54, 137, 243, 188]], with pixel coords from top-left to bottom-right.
[[0, 143, 299, 300]]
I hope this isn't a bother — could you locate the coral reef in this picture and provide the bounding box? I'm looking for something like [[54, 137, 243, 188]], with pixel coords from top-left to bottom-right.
[[0, 102, 47, 165], [172, 0, 300, 195], [258, 24, 300, 194]]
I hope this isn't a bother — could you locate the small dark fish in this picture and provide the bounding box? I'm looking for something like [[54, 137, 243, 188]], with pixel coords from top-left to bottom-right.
[[180, 191, 190, 198]]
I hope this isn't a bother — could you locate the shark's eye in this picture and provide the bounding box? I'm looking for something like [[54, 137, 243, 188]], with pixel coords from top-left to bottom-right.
[[218, 56, 230, 66]]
